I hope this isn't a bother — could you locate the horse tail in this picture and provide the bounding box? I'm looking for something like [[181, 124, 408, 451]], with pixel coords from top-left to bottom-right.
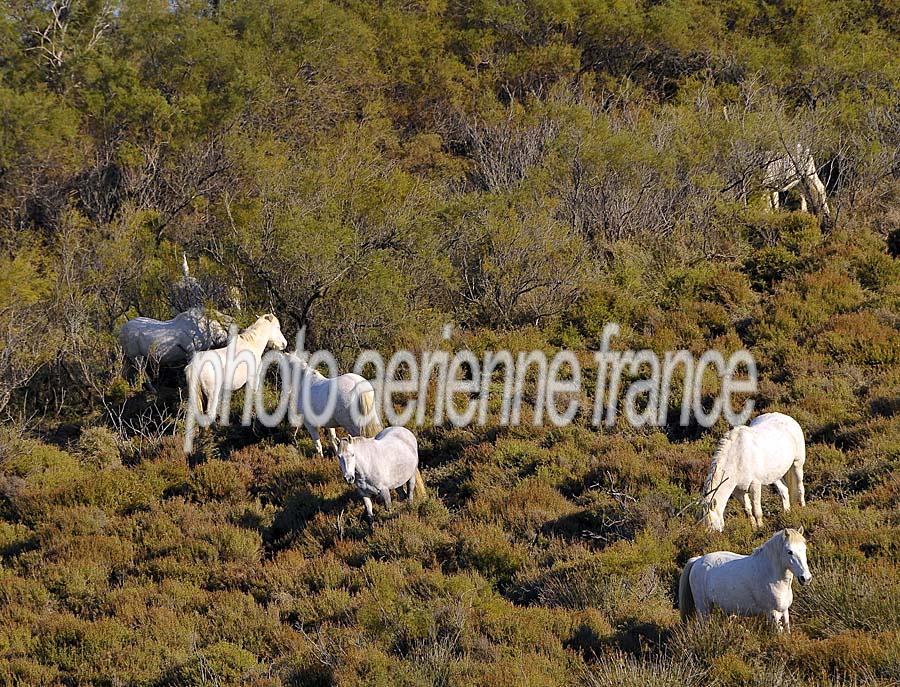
[[183, 360, 207, 455], [786, 445, 805, 508], [785, 464, 800, 507], [679, 557, 698, 621], [785, 418, 806, 507], [185, 360, 206, 416], [414, 469, 427, 499], [357, 387, 383, 438]]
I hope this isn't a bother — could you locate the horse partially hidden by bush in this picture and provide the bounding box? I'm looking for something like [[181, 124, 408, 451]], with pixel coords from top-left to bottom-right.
[[119, 308, 229, 370], [702, 412, 806, 531], [680, 528, 812, 633], [337, 427, 425, 523], [286, 353, 383, 457], [763, 144, 831, 223]]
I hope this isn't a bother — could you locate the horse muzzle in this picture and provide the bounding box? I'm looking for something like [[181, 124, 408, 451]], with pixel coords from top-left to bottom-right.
[[799, 574, 812, 586]]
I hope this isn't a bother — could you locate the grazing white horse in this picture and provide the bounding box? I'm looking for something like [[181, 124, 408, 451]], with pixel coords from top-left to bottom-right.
[[680, 528, 812, 632], [702, 412, 806, 532], [119, 308, 228, 367], [763, 144, 831, 221], [337, 427, 426, 523], [285, 354, 383, 457], [185, 314, 287, 419]]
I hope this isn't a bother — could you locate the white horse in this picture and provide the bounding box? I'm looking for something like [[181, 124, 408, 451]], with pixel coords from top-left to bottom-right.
[[763, 144, 831, 221], [679, 528, 812, 632], [285, 354, 383, 457], [702, 412, 806, 532], [337, 427, 426, 523], [185, 314, 287, 419], [119, 308, 228, 367]]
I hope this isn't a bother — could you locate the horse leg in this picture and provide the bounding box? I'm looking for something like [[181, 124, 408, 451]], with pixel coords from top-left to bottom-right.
[[798, 193, 808, 213], [750, 482, 764, 528], [327, 428, 339, 456], [774, 479, 791, 512], [406, 475, 416, 504], [770, 609, 785, 633], [793, 463, 806, 508], [694, 596, 711, 617], [307, 425, 324, 457], [380, 488, 392, 512], [809, 172, 830, 220], [738, 489, 753, 523], [769, 191, 780, 211], [782, 608, 791, 634], [362, 496, 375, 524], [208, 385, 221, 422], [123, 357, 137, 386]]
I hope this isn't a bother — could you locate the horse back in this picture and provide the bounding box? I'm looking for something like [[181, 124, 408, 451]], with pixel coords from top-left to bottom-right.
[[357, 426, 418, 488], [370, 427, 419, 468], [750, 413, 805, 464]]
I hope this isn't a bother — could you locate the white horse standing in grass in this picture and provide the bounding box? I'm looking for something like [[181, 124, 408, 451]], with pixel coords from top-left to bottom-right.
[[679, 528, 812, 633], [337, 427, 426, 523], [185, 314, 287, 421], [764, 144, 831, 222], [702, 412, 806, 532], [286, 354, 383, 457]]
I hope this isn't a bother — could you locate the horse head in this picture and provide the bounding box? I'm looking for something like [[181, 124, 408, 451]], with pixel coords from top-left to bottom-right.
[[781, 528, 812, 585], [701, 502, 725, 532], [258, 313, 287, 351], [700, 474, 728, 532], [337, 437, 356, 484]]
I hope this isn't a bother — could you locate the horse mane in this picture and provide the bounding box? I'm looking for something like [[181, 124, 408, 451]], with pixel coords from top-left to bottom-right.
[[238, 316, 272, 347], [752, 528, 802, 557], [703, 427, 743, 507]]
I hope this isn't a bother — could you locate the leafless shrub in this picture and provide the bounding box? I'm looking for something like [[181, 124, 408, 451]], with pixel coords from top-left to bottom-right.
[[453, 107, 560, 192], [581, 651, 706, 687]]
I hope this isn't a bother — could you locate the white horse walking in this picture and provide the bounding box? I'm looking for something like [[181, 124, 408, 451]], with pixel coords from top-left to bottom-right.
[[679, 528, 812, 632], [337, 427, 426, 523], [286, 354, 383, 456], [702, 412, 806, 532], [185, 314, 287, 420], [763, 144, 831, 221], [119, 308, 228, 367]]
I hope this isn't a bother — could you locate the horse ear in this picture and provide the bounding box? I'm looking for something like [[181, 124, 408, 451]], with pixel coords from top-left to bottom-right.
[[797, 525, 804, 536]]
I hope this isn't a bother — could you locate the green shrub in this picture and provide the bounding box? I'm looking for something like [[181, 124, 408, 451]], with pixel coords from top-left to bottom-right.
[[818, 312, 899, 366], [77, 426, 123, 470], [669, 615, 769, 668], [0, 658, 61, 687], [582, 651, 705, 687], [787, 631, 900, 683], [166, 641, 265, 686], [794, 561, 900, 636], [367, 512, 453, 564], [745, 246, 800, 291], [189, 460, 252, 502], [454, 522, 529, 588], [746, 212, 822, 255]]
